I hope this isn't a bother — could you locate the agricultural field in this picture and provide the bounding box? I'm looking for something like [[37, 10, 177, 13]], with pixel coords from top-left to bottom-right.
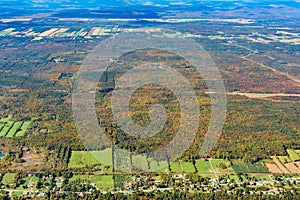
[[68, 151, 102, 168], [287, 149, 300, 162], [270, 156, 290, 174], [0, 117, 30, 137], [1, 173, 16, 185], [6, 122, 22, 138], [253, 174, 273, 182], [211, 159, 235, 174], [264, 152, 300, 174], [149, 160, 169, 172], [181, 162, 196, 173], [195, 159, 212, 174], [285, 163, 300, 174], [0, 28, 15, 36], [69, 174, 114, 189], [15, 122, 31, 137], [265, 163, 282, 174], [12, 191, 23, 197], [0, 120, 14, 137], [69, 174, 89, 182], [89, 149, 112, 166], [170, 162, 183, 173], [132, 155, 148, 171], [231, 159, 268, 173], [16, 176, 39, 190], [100, 167, 113, 174], [89, 175, 114, 189], [67, 148, 300, 176], [229, 175, 240, 181], [278, 156, 292, 164]]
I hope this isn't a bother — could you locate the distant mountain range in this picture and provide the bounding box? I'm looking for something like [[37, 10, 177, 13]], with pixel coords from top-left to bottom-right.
[[0, 0, 299, 18]]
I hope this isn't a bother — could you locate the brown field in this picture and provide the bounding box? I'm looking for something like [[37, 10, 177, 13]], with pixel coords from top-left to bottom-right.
[[39, 28, 59, 37], [270, 156, 290, 174], [295, 161, 300, 168], [285, 163, 300, 174], [265, 163, 282, 174], [89, 27, 101, 36]]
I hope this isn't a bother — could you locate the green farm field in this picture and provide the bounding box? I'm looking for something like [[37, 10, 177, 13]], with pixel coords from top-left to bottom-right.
[[278, 156, 292, 164], [287, 149, 300, 162], [6, 121, 21, 138], [231, 159, 268, 173], [69, 174, 89, 182], [211, 159, 235, 174], [89, 175, 114, 189], [68, 151, 102, 168], [0, 120, 14, 137], [0, 117, 30, 137], [69, 174, 114, 189], [182, 162, 196, 173], [15, 122, 31, 137], [170, 162, 183, 173], [195, 159, 212, 174], [1, 173, 16, 185]]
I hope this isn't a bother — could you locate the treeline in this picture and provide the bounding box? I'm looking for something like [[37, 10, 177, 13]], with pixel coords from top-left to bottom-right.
[[4, 190, 299, 200]]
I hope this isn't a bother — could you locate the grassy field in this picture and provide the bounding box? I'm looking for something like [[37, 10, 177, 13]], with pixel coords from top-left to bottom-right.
[[69, 174, 114, 189], [101, 167, 113, 173], [211, 159, 235, 174], [231, 159, 268, 173], [132, 155, 148, 170], [0, 28, 15, 36], [294, 150, 300, 154], [6, 121, 21, 138], [12, 191, 23, 197], [278, 156, 292, 164], [0, 121, 14, 137], [287, 149, 300, 162], [0, 124, 4, 131], [150, 160, 169, 172], [2, 173, 16, 185], [89, 175, 114, 189], [31, 176, 39, 183], [229, 175, 240, 181], [0, 117, 30, 137], [69, 174, 89, 182], [68, 151, 102, 168], [90, 149, 112, 166], [170, 162, 183, 173], [15, 121, 30, 137], [23, 177, 32, 185], [254, 175, 273, 181], [182, 162, 196, 173], [16, 177, 32, 190], [195, 159, 212, 174], [75, 28, 85, 37]]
